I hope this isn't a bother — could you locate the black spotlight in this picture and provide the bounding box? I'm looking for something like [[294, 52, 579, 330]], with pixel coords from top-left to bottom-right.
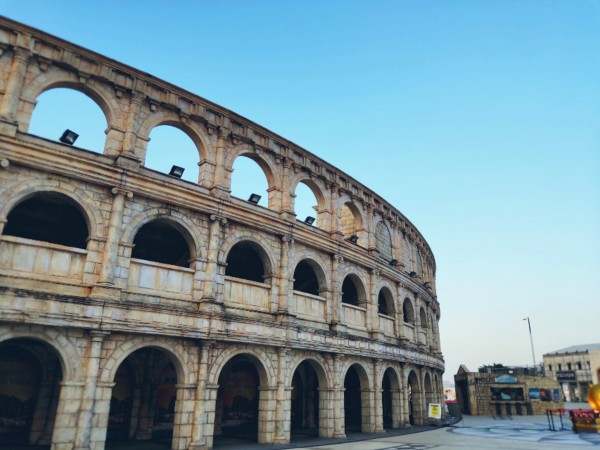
[[389, 259, 398, 266], [409, 271, 417, 277], [59, 129, 79, 145], [248, 193, 261, 204], [304, 216, 316, 225], [347, 235, 358, 244], [169, 165, 185, 178]]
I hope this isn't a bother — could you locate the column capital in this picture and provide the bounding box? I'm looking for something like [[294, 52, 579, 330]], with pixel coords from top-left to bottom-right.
[[110, 187, 133, 199]]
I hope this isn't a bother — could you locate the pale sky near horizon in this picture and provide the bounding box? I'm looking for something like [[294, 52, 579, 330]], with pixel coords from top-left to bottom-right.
[[3, 1, 599, 383]]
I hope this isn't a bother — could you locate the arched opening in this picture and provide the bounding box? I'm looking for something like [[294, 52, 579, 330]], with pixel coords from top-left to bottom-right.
[[214, 355, 261, 444], [374, 221, 392, 261], [290, 361, 320, 439], [381, 368, 400, 429], [145, 125, 201, 183], [132, 220, 191, 267], [4, 192, 89, 248], [343, 365, 364, 433], [378, 287, 394, 316], [28, 87, 107, 152], [225, 241, 269, 283], [230, 156, 269, 208], [419, 308, 427, 330], [340, 202, 365, 246], [294, 181, 321, 228], [402, 298, 415, 324], [341, 275, 365, 307], [107, 347, 179, 447], [424, 374, 434, 414], [293, 260, 322, 296], [0, 339, 62, 447], [407, 370, 421, 426]]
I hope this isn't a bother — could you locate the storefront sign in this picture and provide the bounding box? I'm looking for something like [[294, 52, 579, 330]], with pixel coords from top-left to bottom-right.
[[556, 371, 576, 381], [494, 375, 518, 384]]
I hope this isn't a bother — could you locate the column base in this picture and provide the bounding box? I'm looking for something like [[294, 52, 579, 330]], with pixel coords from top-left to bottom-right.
[[199, 298, 224, 313], [90, 283, 122, 300], [0, 119, 18, 137], [115, 153, 141, 169], [332, 431, 346, 438]]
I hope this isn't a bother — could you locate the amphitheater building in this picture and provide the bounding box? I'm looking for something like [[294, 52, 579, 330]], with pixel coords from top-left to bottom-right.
[[0, 17, 444, 450]]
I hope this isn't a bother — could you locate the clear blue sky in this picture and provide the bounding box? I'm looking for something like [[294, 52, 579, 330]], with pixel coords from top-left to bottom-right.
[[3, 1, 599, 381]]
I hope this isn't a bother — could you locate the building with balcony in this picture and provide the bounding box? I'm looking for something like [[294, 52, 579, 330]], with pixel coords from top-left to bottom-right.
[[0, 17, 444, 450], [543, 344, 600, 402]]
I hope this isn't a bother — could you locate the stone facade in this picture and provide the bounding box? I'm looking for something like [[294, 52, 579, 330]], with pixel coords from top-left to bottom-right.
[[0, 17, 444, 450], [543, 344, 600, 402], [454, 365, 563, 417]]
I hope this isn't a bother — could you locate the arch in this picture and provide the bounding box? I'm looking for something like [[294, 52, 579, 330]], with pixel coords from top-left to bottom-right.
[[27, 87, 108, 153], [0, 327, 82, 381], [293, 259, 327, 296], [341, 273, 367, 307], [0, 338, 64, 447], [407, 369, 422, 426], [377, 286, 394, 316], [99, 336, 192, 386], [4, 191, 89, 248], [340, 201, 365, 245], [381, 366, 402, 429], [227, 147, 278, 209], [342, 362, 371, 433], [289, 359, 327, 439], [291, 177, 328, 228], [374, 220, 393, 261], [208, 346, 276, 388], [142, 122, 208, 183], [122, 207, 202, 260], [286, 355, 331, 390], [403, 298, 415, 324], [0, 179, 104, 240], [225, 240, 270, 283], [21, 69, 117, 135], [131, 219, 193, 267], [419, 307, 428, 330], [220, 235, 275, 283]]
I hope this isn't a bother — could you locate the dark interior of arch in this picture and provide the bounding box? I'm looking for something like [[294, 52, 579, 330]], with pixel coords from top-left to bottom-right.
[[4, 193, 88, 248], [293, 261, 320, 296], [341, 277, 359, 306], [344, 366, 362, 431], [378, 291, 389, 315], [132, 221, 191, 267], [225, 241, 265, 282], [403, 300, 414, 323]]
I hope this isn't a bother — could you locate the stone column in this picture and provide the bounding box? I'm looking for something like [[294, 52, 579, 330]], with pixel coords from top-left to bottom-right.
[[189, 342, 213, 450], [279, 154, 295, 220], [332, 354, 346, 438], [372, 359, 384, 433], [396, 283, 407, 341], [200, 215, 226, 311], [329, 254, 343, 331], [318, 387, 334, 438], [399, 364, 410, 427], [210, 126, 230, 198], [0, 47, 30, 133], [113, 91, 143, 164], [361, 387, 377, 433], [329, 182, 341, 236], [51, 381, 85, 449], [93, 188, 131, 298], [74, 331, 108, 450], [89, 381, 115, 450], [277, 236, 293, 318], [172, 384, 197, 450], [390, 387, 403, 428], [365, 204, 375, 251], [257, 386, 278, 444], [368, 268, 379, 338], [273, 347, 291, 444]]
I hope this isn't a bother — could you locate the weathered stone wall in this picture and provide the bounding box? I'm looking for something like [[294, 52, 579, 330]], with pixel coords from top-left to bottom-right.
[[0, 17, 444, 450]]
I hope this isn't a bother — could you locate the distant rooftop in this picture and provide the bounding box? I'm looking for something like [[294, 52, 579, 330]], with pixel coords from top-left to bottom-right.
[[544, 343, 600, 355]]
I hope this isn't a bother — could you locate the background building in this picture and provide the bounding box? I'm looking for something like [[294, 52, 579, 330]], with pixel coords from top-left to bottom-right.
[[0, 17, 443, 450], [543, 343, 600, 402], [454, 365, 563, 416]]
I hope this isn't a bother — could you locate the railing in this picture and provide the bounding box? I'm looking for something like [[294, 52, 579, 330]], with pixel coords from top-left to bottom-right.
[[342, 303, 367, 329], [224, 276, 271, 311], [293, 291, 326, 322], [403, 322, 415, 341], [128, 258, 193, 297], [378, 314, 395, 336], [0, 235, 86, 280]]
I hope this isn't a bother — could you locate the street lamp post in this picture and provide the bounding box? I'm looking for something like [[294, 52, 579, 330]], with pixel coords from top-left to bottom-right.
[[523, 316, 536, 370]]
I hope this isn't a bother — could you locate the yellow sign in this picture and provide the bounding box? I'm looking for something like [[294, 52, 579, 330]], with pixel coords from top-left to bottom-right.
[[428, 402, 442, 419]]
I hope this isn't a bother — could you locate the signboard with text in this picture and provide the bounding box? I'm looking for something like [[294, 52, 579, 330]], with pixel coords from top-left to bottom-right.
[[428, 403, 442, 419], [556, 371, 575, 381]]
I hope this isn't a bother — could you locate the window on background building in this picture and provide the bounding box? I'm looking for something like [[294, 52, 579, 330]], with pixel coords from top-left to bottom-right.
[[548, 364, 553, 371], [577, 362, 582, 370], [567, 363, 572, 371], [558, 364, 562, 371]]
